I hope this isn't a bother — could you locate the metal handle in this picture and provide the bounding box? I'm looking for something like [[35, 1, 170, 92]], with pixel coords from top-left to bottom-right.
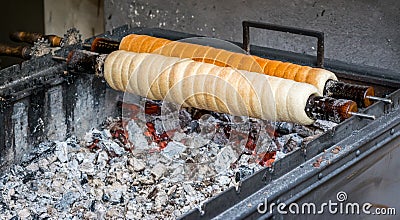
[[0, 43, 31, 59], [242, 21, 325, 67], [10, 31, 62, 47], [10, 31, 44, 44]]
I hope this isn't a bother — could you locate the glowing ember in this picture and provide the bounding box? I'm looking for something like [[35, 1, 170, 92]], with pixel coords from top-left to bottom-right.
[[257, 151, 276, 167]]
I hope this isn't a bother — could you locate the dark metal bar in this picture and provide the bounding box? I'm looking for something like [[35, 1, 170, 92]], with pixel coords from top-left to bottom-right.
[[242, 20, 325, 67], [28, 89, 46, 144], [62, 75, 77, 137], [0, 102, 14, 172]]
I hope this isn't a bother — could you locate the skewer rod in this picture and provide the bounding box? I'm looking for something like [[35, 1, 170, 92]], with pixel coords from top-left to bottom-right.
[[349, 112, 376, 120]]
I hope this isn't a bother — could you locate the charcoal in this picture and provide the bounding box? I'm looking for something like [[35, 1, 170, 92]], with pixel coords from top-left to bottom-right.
[[80, 175, 89, 185], [150, 163, 166, 180], [102, 193, 110, 202], [31, 213, 40, 220], [237, 165, 255, 180], [293, 124, 315, 137], [21, 142, 56, 166], [313, 119, 338, 131], [283, 134, 303, 153], [155, 190, 168, 210], [0, 117, 272, 219], [274, 122, 294, 135], [129, 157, 145, 172], [187, 120, 200, 133], [126, 120, 149, 150], [61, 28, 82, 46], [183, 184, 195, 196], [56, 191, 80, 211], [216, 175, 231, 185], [79, 159, 95, 175], [167, 185, 178, 196], [214, 146, 238, 173], [104, 141, 125, 156], [96, 151, 109, 169], [25, 163, 39, 172], [104, 182, 127, 203], [169, 165, 185, 183], [161, 141, 186, 160], [22, 172, 36, 184], [0, 196, 8, 210], [212, 129, 230, 145], [54, 142, 68, 163]]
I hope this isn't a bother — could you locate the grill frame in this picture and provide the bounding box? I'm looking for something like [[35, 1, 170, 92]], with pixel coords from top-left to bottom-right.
[[0, 24, 399, 219]]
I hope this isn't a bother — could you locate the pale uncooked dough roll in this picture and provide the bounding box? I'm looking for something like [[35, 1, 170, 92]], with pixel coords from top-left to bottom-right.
[[104, 50, 320, 125], [119, 34, 337, 93]]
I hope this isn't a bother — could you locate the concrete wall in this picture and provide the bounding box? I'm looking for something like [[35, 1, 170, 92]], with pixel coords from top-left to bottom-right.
[[104, 0, 400, 73]]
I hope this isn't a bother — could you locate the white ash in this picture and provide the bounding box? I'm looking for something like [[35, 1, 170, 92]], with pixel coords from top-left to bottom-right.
[[276, 133, 303, 153], [126, 120, 150, 152], [30, 38, 52, 57], [214, 146, 238, 174], [54, 141, 69, 163], [313, 119, 338, 132], [0, 114, 335, 219], [0, 119, 263, 219]]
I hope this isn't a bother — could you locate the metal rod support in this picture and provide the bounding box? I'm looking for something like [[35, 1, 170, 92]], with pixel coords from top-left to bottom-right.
[[349, 112, 376, 120], [242, 20, 325, 67], [366, 96, 393, 104]]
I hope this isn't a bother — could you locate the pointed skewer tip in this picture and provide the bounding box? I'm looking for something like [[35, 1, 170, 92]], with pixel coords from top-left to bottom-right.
[[349, 112, 376, 120], [366, 96, 392, 104]]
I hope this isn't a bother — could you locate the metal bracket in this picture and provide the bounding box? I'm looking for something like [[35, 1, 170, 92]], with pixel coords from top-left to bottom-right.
[[242, 20, 325, 67]]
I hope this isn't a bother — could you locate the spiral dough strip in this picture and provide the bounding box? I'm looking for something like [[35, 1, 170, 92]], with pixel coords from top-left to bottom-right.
[[104, 50, 320, 125], [119, 34, 337, 94]]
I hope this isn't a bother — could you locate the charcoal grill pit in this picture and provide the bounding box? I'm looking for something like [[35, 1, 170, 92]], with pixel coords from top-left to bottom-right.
[[0, 24, 399, 219]]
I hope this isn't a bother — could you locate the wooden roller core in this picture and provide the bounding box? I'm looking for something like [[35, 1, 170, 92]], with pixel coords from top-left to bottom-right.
[[104, 50, 321, 125], [119, 34, 337, 94]]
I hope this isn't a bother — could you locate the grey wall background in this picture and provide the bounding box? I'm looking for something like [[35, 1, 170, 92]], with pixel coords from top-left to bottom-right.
[[44, 0, 104, 40], [105, 0, 399, 73], [0, 0, 44, 68]]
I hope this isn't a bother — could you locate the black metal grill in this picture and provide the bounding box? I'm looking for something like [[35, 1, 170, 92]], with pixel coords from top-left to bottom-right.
[[0, 24, 399, 219]]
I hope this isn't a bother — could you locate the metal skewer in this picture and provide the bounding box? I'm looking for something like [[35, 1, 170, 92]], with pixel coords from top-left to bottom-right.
[[349, 112, 376, 120], [0, 43, 32, 59], [366, 96, 392, 104]]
